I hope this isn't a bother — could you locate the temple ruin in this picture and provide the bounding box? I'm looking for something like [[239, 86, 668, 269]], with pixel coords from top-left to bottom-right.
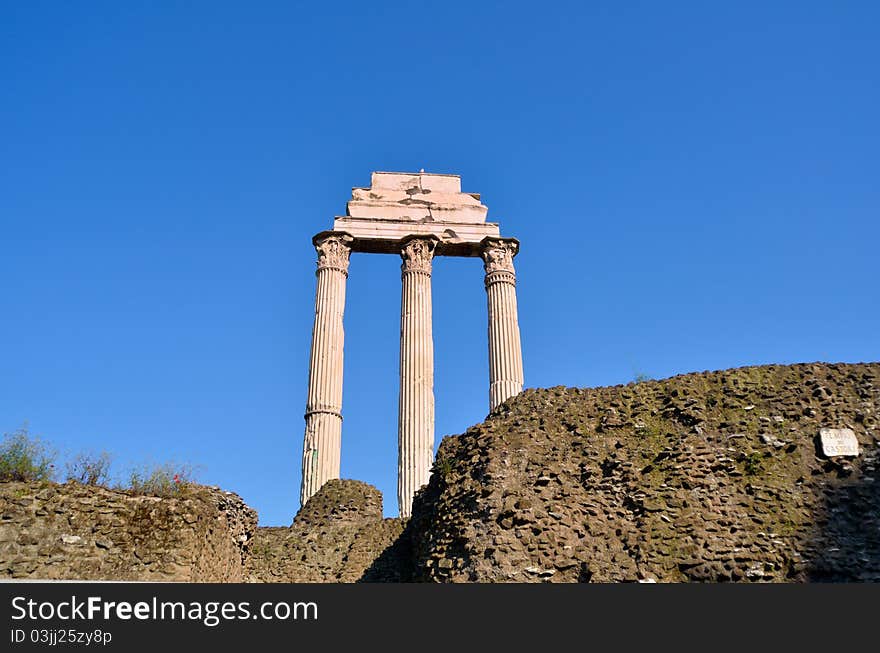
[[300, 171, 524, 517]]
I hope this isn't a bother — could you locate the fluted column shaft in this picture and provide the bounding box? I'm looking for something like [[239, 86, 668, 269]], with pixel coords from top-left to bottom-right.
[[397, 237, 438, 518], [482, 238, 524, 411], [301, 232, 353, 507]]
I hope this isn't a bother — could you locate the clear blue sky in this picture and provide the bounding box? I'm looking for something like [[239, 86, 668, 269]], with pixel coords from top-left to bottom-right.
[[2, 2, 877, 524]]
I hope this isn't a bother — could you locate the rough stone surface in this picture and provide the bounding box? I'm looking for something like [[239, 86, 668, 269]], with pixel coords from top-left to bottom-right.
[[404, 362, 880, 582], [246, 479, 406, 582], [5, 362, 878, 583], [0, 482, 257, 581]]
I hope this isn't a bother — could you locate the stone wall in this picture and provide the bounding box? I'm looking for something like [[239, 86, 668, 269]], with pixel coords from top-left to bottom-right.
[[0, 482, 257, 581], [3, 362, 877, 583], [245, 479, 405, 582], [405, 362, 880, 582]]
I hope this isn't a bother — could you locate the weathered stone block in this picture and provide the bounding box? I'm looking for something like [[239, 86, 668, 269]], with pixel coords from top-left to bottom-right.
[[819, 428, 860, 457]]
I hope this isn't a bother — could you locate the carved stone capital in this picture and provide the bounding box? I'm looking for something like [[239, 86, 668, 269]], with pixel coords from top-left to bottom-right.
[[313, 231, 354, 275], [481, 237, 519, 275], [400, 236, 438, 275]]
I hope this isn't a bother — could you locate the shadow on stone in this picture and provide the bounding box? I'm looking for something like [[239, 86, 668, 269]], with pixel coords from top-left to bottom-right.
[[245, 479, 406, 582], [357, 527, 413, 582], [805, 457, 880, 581]]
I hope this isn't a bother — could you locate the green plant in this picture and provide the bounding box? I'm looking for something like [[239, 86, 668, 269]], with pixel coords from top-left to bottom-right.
[[0, 425, 56, 482], [433, 456, 453, 479], [127, 462, 195, 497], [633, 372, 653, 383], [634, 416, 666, 446], [66, 451, 113, 486], [743, 452, 764, 476]]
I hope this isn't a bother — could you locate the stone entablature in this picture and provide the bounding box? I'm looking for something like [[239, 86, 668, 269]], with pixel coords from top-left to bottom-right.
[[348, 171, 488, 223], [334, 171, 500, 256]]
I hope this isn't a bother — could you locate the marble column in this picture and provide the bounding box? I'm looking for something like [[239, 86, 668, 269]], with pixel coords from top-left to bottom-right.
[[482, 237, 524, 412], [397, 236, 438, 518], [300, 231, 353, 508]]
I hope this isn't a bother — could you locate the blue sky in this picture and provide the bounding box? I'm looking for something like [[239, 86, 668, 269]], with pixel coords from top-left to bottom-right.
[[1, 1, 877, 524]]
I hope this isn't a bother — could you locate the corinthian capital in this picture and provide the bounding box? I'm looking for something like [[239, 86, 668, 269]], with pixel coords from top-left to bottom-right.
[[480, 237, 519, 275], [313, 231, 354, 274], [400, 236, 438, 274]]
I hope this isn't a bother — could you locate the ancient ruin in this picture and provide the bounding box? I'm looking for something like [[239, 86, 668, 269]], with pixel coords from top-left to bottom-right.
[[300, 172, 524, 517], [3, 362, 878, 583]]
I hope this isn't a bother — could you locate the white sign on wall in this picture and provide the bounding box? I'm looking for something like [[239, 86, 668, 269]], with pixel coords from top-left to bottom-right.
[[819, 428, 860, 457]]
